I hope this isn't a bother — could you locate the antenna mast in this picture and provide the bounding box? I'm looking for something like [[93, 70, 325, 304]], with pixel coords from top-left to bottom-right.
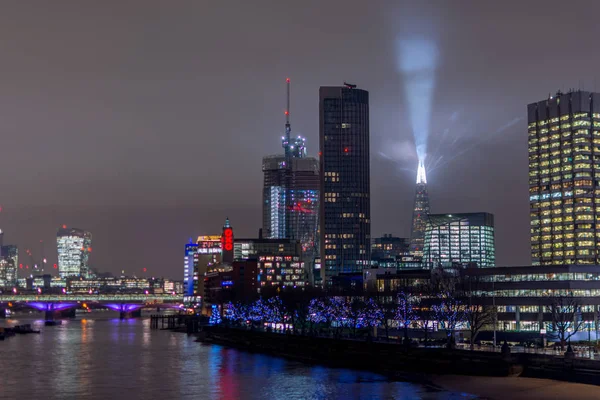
[[285, 78, 291, 132], [284, 78, 292, 162]]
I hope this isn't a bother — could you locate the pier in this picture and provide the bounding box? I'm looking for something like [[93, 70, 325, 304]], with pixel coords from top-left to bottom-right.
[[150, 314, 208, 333]]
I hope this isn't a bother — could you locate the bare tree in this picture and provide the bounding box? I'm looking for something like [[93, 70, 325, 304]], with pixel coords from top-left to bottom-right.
[[547, 294, 585, 351], [395, 291, 417, 344], [415, 296, 435, 347], [464, 304, 494, 350]]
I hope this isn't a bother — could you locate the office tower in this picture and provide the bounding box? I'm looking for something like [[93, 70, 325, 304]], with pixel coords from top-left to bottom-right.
[[319, 83, 371, 281], [423, 213, 496, 267], [528, 90, 600, 265], [262, 79, 319, 257], [195, 235, 222, 296], [56, 226, 92, 279], [183, 241, 198, 297], [0, 244, 18, 288], [409, 160, 430, 258]]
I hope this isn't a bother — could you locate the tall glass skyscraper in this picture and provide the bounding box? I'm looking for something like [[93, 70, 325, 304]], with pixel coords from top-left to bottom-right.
[[56, 226, 92, 279], [423, 213, 495, 267], [528, 91, 600, 265], [319, 84, 371, 281], [0, 245, 18, 288]]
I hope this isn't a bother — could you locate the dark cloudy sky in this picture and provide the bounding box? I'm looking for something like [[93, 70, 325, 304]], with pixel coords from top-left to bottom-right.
[[0, 1, 598, 278]]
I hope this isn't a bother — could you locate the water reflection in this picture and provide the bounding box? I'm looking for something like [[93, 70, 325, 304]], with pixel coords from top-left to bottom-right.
[[0, 314, 472, 400]]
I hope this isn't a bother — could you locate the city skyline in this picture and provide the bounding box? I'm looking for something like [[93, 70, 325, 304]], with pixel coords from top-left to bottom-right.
[[3, 2, 600, 277]]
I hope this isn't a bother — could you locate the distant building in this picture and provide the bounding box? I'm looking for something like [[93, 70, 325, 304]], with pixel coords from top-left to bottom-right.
[[234, 237, 301, 262], [319, 84, 371, 282], [183, 241, 198, 296], [257, 254, 305, 292], [194, 235, 222, 297], [409, 160, 430, 258], [56, 226, 92, 279], [371, 235, 410, 261], [0, 245, 18, 288], [262, 156, 319, 253], [528, 90, 600, 265], [423, 213, 495, 267], [204, 260, 258, 305]]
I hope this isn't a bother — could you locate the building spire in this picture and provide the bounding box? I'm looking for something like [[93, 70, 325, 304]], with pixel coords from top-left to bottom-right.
[[410, 160, 430, 258]]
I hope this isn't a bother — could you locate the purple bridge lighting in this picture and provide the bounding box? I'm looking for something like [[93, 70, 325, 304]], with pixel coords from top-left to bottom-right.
[[105, 304, 145, 312], [28, 302, 76, 312]]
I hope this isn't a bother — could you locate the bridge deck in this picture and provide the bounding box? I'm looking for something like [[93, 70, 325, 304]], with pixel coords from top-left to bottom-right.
[[0, 294, 182, 302]]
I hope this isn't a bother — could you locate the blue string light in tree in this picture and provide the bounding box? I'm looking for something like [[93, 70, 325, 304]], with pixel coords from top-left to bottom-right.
[[209, 304, 222, 325]]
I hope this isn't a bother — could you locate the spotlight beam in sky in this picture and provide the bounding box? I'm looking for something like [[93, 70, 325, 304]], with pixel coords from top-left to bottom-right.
[[396, 37, 438, 162], [429, 116, 523, 173]]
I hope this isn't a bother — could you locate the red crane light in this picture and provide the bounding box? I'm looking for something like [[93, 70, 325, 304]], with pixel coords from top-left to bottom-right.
[[62, 224, 67, 229], [53, 264, 57, 269], [344, 147, 349, 153]]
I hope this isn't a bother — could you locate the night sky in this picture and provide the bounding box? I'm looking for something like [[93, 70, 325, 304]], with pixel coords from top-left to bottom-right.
[[1, 1, 599, 278]]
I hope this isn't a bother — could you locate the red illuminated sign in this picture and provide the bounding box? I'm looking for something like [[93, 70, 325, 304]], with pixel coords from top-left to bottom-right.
[[222, 228, 233, 251]]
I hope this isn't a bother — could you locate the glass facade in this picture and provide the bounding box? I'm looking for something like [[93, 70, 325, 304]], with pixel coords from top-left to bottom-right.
[[528, 91, 600, 265], [0, 245, 18, 288], [319, 85, 371, 280], [423, 213, 496, 267], [262, 151, 319, 257], [56, 227, 92, 279]]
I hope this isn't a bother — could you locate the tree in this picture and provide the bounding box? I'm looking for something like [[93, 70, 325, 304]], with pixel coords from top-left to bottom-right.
[[464, 304, 494, 349], [223, 301, 250, 327], [361, 298, 384, 336], [395, 291, 417, 343], [432, 291, 465, 349], [372, 294, 395, 341], [414, 296, 435, 347], [209, 304, 222, 325], [344, 297, 365, 337], [547, 294, 585, 351]]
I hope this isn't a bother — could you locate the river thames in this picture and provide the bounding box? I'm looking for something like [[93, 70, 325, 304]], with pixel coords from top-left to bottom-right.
[[0, 313, 480, 400]]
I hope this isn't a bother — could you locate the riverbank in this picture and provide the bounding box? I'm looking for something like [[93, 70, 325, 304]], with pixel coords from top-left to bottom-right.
[[431, 375, 600, 400], [197, 326, 600, 386], [197, 326, 522, 377]]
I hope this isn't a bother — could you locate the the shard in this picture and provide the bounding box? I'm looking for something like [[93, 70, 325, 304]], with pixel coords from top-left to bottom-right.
[[409, 159, 430, 258]]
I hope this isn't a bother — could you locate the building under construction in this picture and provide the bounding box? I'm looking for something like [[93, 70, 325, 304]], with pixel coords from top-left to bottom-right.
[[262, 79, 319, 259]]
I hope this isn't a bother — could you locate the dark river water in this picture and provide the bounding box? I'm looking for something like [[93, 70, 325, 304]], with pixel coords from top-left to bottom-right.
[[0, 313, 476, 400]]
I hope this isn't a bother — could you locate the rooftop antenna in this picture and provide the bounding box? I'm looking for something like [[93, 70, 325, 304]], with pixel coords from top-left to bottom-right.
[[285, 78, 290, 128], [284, 78, 292, 162]]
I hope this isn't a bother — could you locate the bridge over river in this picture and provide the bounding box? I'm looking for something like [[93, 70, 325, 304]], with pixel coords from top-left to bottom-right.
[[0, 293, 183, 320]]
